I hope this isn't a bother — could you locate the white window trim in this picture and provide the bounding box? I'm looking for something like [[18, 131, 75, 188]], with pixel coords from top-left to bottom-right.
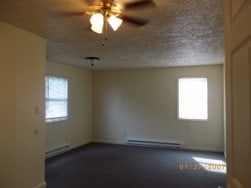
[[45, 75, 68, 123]]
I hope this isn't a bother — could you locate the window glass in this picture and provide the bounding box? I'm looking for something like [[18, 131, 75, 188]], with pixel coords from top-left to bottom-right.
[[178, 78, 208, 120], [45, 76, 68, 122]]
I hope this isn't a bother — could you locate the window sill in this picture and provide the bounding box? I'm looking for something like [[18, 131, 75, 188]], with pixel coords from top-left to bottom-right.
[[46, 117, 68, 123]]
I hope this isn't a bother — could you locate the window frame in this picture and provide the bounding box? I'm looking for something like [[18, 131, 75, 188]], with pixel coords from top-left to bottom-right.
[[45, 75, 69, 123], [177, 77, 208, 121]]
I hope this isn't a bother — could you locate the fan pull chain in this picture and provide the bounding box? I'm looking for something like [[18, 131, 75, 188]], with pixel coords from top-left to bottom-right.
[[102, 14, 109, 46]]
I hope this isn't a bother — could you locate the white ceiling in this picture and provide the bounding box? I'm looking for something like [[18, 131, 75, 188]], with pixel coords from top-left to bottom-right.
[[0, 0, 225, 69]]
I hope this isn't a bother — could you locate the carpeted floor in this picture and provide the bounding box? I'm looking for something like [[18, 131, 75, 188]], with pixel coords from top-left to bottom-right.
[[45, 143, 226, 188]]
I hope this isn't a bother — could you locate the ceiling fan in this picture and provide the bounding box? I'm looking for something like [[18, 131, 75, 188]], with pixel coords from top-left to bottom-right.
[[48, 0, 156, 45]]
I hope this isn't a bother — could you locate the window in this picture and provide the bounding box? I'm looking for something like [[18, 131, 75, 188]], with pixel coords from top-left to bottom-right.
[[178, 77, 208, 120], [45, 76, 68, 122]]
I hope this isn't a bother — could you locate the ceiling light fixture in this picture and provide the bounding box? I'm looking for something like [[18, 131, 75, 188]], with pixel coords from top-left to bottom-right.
[[85, 0, 123, 46], [85, 56, 100, 66]]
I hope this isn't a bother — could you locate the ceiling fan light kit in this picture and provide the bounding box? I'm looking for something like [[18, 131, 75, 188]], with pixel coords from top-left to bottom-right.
[[89, 13, 123, 34], [86, 1, 123, 35], [49, 0, 156, 46]]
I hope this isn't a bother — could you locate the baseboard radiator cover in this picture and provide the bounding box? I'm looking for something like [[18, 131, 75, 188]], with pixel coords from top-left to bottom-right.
[[126, 139, 181, 149], [45, 145, 70, 159]]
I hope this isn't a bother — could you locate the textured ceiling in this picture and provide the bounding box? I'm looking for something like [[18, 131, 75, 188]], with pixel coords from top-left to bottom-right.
[[0, 0, 224, 69]]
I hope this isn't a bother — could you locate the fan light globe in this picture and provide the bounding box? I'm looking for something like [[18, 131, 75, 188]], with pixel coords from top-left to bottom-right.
[[108, 16, 123, 31], [90, 13, 104, 34]]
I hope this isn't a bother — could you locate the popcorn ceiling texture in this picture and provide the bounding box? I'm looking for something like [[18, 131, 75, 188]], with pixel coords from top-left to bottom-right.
[[0, 0, 224, 69]]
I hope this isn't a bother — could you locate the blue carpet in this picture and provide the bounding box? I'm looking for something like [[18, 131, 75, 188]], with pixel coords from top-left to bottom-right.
[[46, 143, 226, 188]]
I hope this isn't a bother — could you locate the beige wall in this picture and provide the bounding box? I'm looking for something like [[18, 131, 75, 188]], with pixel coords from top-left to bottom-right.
[[0, 21, 46, 188], [45, 60, 92, 151], [0, 18, 224, 188], [93, 65, 224, 151]]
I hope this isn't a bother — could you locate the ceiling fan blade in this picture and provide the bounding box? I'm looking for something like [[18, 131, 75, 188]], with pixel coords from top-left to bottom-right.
[[124, 0, 156, 10], [47, 10, 84, 18], [120, 15, 149, 26]]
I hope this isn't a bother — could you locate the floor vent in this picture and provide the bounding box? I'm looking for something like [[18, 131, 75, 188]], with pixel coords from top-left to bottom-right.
[[45, 145, 70, 159], [126, 139, 181, 149]]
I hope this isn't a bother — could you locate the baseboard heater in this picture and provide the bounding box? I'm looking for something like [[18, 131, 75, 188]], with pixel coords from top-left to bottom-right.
[[45, 145, 70, 159], [126, 139, 181, 149]]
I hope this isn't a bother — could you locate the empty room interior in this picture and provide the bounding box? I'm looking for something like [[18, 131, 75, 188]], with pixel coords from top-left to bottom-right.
[[1, 0, 251, 188]]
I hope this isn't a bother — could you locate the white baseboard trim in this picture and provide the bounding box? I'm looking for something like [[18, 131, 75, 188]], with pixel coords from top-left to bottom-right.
[[46, 142, 91, 153], [182, 146, 224, 152], [233, 178, 245, 188], [45, 143, 69, 153], [45, 145, 70, 159], [45, 140, 92, 159], [70, 140, 92, 150], [33, 181, 46, 188]]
